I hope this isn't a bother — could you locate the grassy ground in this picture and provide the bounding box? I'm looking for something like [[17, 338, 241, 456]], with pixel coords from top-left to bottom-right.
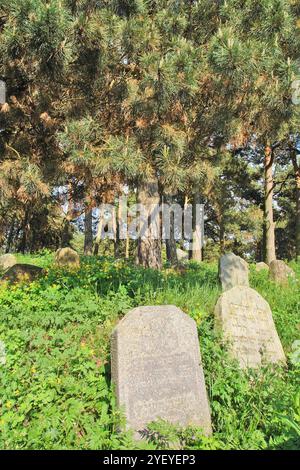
[[0, 252, 299, 449]]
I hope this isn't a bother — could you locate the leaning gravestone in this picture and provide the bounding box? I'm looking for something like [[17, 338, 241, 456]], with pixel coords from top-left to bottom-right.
[[214, 286, 286, 368], [0, 254, 17, 271], [219, 253, 249, 291], [269, 260, 295, 286], [1, 264, 44, 284], [55, 247, 80, 269], [111, 305, 212, 438]]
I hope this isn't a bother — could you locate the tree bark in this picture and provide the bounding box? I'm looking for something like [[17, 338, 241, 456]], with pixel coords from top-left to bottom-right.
[[84, 207, 93, 255], [61, 184, 75, 248], [61, 218, 74, 248], [192, 191, 203, 262], [6, 220, 15, 253], [291, 146, 300, 260], [164, 194, 178, 265], [18, 207, 30, 253], [219, 216, 225, 255], [264, 145, 276, 265], [125, 232, 130, 259], [137, 179, 162, 269], [93, 206, 105, 256], [114, 201, 120, 258]]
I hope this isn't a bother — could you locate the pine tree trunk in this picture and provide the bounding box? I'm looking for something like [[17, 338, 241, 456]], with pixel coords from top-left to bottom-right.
[[61, 221, 72, 248], [125, 203, 130, 260], [61, 184, 75, 248], [295, 173, 300, 261], [291, 146, 300, 260], [114, 202, 120, 258], [84, 208, 93, 255], [264, 145, 276, 265], [192, 191, 202, 262], [18, 207, 30, 253], [164, 194, 178, 265], [93, 206, 105, 256], [137, 179, 162, 269], [219, 216, 225, 254], [6, 221, 15, 253], [125, 232, 130, 259]]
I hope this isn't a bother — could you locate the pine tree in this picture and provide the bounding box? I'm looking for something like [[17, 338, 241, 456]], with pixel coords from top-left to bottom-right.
[[206, 0, 298, 263], [0, 0, 73, 251]]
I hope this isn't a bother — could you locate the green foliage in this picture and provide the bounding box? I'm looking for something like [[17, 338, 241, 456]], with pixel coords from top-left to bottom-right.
[[0, 254, 299, 449], [250, 263, 300, 349]]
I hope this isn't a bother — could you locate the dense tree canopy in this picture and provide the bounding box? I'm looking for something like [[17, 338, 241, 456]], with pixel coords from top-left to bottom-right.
[[0, 0, 300, 265]]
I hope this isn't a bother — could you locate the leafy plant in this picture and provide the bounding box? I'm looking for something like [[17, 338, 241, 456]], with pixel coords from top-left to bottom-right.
[[0, 255, 299, 449]]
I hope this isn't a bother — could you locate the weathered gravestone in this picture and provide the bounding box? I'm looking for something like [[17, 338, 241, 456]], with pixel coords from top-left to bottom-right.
[[269, 260, 295, 286], [255, 262, 269, 272], [0, 254, 17, 271], [214, 286, 286, 368], [219, 253, 249, 291], [55, 247, 80, 269], [1, 264, 44, 284], [111, 305, 212, 438]]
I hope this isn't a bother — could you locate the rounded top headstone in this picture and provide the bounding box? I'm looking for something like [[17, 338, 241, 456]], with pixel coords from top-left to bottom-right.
[[219, 252, 249, 291], [111, 305, 212, 438], [55, 247, 80, 269]]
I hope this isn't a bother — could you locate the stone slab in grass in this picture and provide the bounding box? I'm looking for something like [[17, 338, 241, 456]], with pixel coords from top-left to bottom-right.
[[1, 264, 44, 284], [111, 305, 212, 439]]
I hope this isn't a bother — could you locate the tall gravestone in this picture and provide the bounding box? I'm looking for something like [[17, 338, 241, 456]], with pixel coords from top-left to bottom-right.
[[214, 286, 286, 368], [111, 305, 212, 438], [219, 253, 249, 291]]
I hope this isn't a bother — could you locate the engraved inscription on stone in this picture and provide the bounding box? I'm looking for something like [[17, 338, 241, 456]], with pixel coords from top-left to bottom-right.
[[219, 253, 249, 291], [111, 305, 212, 438], [214, 286, 286, 368]]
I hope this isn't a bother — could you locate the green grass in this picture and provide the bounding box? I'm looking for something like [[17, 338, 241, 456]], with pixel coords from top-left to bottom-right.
[[0, 253, 299, 449]]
